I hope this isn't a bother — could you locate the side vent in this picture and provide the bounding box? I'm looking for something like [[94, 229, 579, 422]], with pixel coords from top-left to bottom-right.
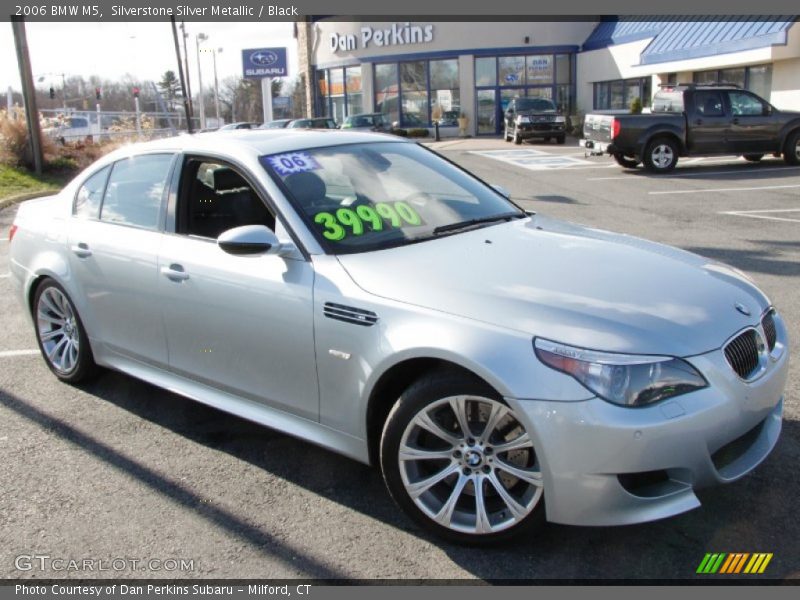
[[323, 302, 378, 327]]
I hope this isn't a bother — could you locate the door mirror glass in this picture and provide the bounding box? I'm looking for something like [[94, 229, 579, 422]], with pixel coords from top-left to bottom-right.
[[218, 225, 281, 256], [763, 104, 773, 116]]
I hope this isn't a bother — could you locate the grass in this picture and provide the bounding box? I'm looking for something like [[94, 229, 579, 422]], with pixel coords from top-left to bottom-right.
[[0, 164, 67, 203]]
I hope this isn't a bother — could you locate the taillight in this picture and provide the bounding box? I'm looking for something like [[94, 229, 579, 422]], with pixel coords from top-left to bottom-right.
[[611, 118, 621, 139], [8, 224, 17, 243]]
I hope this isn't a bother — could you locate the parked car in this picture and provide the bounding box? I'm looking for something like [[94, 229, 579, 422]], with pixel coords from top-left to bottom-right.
[[437, 110, 460, 127], [260, 119, 293, 129], [219, 122, 261, 130], [580, 83, 800, 172], [9, 130, 789, 544], [287, 118, 338, 129], [504, 97, 567, 144], [42, 115, 97, 143], [341, 113, 390, 132]]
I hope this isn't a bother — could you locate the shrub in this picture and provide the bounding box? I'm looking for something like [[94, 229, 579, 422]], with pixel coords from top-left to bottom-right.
[[390, 128, 408, 137], [407, 128, 429, 138], [630, 97, 643, 114]]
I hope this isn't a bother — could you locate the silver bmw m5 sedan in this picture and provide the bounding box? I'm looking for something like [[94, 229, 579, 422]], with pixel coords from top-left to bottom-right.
[[8, 130, 789, 544]]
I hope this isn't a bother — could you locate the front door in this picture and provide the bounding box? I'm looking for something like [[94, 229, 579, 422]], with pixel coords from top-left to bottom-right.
[[726, 91, 781, 153], [686, 90, 731, 154], [158, 157, 319, 420]]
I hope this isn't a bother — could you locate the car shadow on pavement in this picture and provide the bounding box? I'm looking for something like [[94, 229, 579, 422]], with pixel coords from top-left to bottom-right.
[[682, 244, 800, 278], [2, 375, 797, 581], [615, 160, 799, 180]]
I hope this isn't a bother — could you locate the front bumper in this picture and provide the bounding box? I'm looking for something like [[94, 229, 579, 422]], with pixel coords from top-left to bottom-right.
[[516, 122, 565, 138], [506, 343, 789, 527]]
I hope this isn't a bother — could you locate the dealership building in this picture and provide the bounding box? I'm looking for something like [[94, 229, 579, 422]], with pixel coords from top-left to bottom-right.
[[295, 17, 799, 136]]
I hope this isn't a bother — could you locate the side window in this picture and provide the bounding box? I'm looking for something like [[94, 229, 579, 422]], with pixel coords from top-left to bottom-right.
[[695, 91, 724, 117], [728, 92, 766, 117], [100, 154, 173, 229], [74, 165, 110, 219], [179, 159, 275, 240]]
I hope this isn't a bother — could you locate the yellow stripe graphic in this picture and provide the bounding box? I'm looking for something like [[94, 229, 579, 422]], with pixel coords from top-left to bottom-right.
[[744, 554, 760, 574], [758, 554, 773, 574]]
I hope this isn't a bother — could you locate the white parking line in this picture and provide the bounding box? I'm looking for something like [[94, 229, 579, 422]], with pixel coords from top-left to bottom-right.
[[649, 184, 800, 195], [0, 273, 10, 278], [0, 349, 39, 358], [720, 209, 800, 224], [588, 166, 800, 181]]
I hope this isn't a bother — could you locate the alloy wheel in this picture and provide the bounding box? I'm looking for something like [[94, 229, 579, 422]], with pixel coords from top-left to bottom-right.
[[36, 286, 81, 374], [651, 144, 674, 169], [398, 395, 543, 535]]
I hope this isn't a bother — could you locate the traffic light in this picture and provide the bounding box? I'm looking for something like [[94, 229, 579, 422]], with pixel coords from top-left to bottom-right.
[[132, 87, 140, 99], [49, 86, 55, 99], [95, 87, 102, 100]]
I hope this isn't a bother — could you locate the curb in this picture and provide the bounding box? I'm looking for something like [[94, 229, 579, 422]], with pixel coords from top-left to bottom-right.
[[0, 189, 59, 212]]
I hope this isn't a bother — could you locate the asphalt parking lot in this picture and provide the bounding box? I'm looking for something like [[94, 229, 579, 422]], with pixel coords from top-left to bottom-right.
[[1, 138, 798, 581]]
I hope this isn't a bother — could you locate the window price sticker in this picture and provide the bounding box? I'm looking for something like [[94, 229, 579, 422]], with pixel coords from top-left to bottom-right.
[[267, 152, 321, 176]]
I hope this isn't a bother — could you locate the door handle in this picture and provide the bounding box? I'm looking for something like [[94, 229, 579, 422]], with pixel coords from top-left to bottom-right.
[[160, 264, 189, 282], [71, 243, 92, 258]]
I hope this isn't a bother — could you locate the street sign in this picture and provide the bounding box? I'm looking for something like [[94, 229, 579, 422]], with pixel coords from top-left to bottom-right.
[[242, 47, 288, 79]]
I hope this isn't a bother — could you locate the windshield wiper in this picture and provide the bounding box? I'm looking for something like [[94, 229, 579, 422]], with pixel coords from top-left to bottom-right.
[[432, 212, 524, 235]]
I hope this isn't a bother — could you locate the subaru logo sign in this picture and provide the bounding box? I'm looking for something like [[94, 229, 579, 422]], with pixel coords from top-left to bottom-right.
[[242, 47, 288, 79], [250, 51, 278, 67]]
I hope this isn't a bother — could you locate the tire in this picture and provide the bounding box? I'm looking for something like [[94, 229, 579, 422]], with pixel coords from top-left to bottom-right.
[[783, 130, 800, 166], [544, 137, 551, 143], [503, 124, 511, 142], [33, 279, 98, 383], [380, 370, 545, 545], [613, 153, 640, 169], [743, 154, 764, 162], [642, 137, 679, 173], [556, 135, 566, 145], [513, 127, 522, 145]]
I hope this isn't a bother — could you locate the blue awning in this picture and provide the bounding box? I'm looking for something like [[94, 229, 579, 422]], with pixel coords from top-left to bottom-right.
[[583, 17, 797, 65]]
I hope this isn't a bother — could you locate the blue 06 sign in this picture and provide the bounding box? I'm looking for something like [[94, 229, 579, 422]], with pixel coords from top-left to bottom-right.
[[242, 47, 288, 79]]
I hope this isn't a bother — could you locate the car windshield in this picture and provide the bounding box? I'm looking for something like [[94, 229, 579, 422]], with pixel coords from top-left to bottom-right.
[[515, 99, 557, 112], [261, 142, 523, 254]]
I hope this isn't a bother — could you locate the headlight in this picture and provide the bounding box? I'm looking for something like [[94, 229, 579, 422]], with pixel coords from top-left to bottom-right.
[[534, 338, 707, 407], [554, 116, 566, 123], [516, 115, 529, 123]]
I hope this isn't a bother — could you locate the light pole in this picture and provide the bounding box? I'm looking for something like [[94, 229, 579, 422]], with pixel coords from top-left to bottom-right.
[[195, 32, 208, 129], [179, 21, 193, 117], [200, 46, 222, 125]]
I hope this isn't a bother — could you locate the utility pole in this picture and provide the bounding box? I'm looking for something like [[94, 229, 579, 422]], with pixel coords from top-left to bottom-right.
[[212, 48, 222, 124], [171, 16, 193, 133], [179, 21, 193, 118], [11, 16, 43, 174], [196, 33, 207, 129]]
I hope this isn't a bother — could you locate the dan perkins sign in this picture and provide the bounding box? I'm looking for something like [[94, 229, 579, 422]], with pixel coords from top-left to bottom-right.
[[331, 23, 434, 53], [242, 47, 288, 79]]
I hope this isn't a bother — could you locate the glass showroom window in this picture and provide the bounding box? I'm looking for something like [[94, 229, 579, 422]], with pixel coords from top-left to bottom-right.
[[345, 66, 363, 116], [693, 64, 772, 100], [400, 61, 428, 127], [374, 63, 399, 126], [498, 56, 525, 86], [748, 65, 772, 100], [328, 69, 346, 124], [430, 59, 460, 125], [526, 55, 553, 86], [475, 57, 497, 87], [316, 71, 329, 117], [593, 77, 651, 111]]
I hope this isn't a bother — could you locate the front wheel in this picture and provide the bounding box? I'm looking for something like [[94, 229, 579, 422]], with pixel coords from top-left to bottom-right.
[[380, 371, 545, 544], [613, 153, 640, 169], [513, 126, 522, 145], [643, 137, 679, 173], [784, 130, 800, 166], [33, 279, 98, 383], [556, 135, 566, 145], [503, 124, 511, 142]]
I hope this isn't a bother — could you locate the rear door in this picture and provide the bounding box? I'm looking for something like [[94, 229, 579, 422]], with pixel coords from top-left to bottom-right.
[[67, 153, 174, 365], [158, 155, 319, 420], [726, 91, 781, 153], [686, 90, 731, 153]]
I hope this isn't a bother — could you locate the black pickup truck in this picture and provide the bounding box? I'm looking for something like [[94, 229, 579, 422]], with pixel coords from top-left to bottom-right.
[[580, 83, 800, 173]]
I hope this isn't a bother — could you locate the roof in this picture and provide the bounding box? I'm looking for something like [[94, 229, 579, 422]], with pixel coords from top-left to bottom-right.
[[102, 129, 407, 163], [583, 17, 796, 65]]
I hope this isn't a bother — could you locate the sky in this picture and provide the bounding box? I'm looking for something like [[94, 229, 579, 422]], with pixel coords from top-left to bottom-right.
[[1, 21, 298, 94]]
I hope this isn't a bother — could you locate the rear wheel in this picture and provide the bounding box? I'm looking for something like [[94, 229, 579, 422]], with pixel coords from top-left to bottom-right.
[[613, 153, 640, 169], [784, 130, 800, 166], [380, 371, 545, 544], [33, 279, 98, 383], [643, 137, 679, 173], [743, 154, 764, 162]]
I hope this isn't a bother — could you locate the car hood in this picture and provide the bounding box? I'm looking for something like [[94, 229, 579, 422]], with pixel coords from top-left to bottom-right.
[[336, 216, 769, 356]]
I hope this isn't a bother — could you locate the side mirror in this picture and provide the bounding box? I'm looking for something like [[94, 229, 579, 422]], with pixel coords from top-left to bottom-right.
[[491, 184, 511, 198], [506, 108, 514, 115], [764, 105, 773, 116], [218, 225, 281, 256]]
